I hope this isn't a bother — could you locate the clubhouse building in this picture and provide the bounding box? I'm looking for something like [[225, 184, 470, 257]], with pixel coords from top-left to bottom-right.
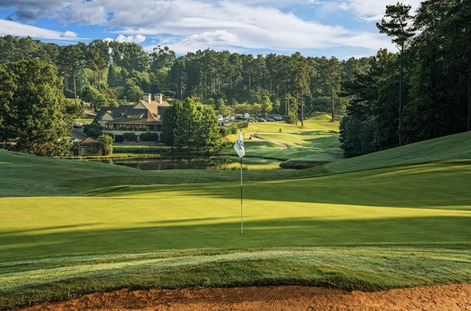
[[95, 94, 170, 142]]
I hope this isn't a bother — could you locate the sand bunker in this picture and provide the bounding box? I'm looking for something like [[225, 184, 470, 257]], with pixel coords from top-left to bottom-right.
[[17, 283, 471, 310]]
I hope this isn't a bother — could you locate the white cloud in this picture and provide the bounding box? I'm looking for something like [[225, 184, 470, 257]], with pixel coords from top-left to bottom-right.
[[61, 31, 78, 38], [161, 30, 239, 54], [133, 1, 391, 53], [0, 0, 405, 56], [0, 19, 77, 40], [60, 2, 108, 25], [346, 0, 422, 22], [113, 34, 147, 43], [183, 30, 238, 45]]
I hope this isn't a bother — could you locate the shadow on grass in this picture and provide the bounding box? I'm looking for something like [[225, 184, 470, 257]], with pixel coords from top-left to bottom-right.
[[89, 161, 471, 210], [1, 216, 469, 259], [0, 223, 102, 236]]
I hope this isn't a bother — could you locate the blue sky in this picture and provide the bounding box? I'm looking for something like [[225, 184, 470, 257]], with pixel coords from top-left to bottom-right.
[[0, 0, 422, 59]]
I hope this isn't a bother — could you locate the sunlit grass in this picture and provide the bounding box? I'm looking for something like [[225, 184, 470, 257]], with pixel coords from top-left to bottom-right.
[[1, 117, 471, 310], [223, 113, 341, 162], [1, 158, 470, 259], [1, 247, 470, 310]]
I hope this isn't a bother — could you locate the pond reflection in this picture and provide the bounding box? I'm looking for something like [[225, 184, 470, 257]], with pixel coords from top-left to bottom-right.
[[97, 156, 236, 170]]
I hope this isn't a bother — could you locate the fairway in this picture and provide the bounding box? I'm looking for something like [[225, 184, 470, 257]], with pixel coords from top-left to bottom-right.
[[1, 193, 470, 258], [1, 160, 470, 259], [224, 114, 342, 163], [1, 122, 471, 310]]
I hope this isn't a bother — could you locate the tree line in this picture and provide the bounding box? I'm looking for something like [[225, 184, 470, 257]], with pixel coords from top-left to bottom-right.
[[0, 35, 370, 124], [1, 0, 469, 157], [340, 0, 471, 157]]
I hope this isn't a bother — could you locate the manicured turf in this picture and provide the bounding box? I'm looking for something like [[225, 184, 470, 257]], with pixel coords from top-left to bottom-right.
[[1, 118, 471, 310], [1, 248, 470, 310], [1, 158, 470, 259], [223, 113, 341, 162]]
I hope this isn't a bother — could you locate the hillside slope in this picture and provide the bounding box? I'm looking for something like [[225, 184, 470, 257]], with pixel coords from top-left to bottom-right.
[[1, 131, 470, 197], [312, 131, 471, 176]]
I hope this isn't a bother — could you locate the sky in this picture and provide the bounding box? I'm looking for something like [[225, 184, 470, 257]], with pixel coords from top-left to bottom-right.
[[0, 0, 422, 59]]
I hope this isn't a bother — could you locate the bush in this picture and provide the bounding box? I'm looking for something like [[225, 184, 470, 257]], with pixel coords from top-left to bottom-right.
[[219, 123, 239, 137], [140, 132, 159, 141], [83, 121, 102, 138], [237, 121, 249, 129], [123, 132, 137, 142], [219, 127, 231, 137], [284, 112, 296, 124]]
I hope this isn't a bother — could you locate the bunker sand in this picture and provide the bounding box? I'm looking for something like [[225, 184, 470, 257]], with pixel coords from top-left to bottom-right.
[[17, 283, 471, 311]]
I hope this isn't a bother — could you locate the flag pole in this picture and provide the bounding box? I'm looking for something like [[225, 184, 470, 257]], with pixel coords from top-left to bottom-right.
[[233, 130, 245, 235], [240, 156, 243, 234]]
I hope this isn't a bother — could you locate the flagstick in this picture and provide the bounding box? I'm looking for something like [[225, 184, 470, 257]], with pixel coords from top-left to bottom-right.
[[240, 157, 244, 235], [234, 130, 245, 235]]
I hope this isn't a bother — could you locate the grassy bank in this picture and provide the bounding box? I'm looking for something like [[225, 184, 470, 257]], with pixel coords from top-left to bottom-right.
[[1, 248, 470, 310]]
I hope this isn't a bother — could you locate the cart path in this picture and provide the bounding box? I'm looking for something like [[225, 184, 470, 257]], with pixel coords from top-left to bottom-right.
[[244, 132, 290, 150]]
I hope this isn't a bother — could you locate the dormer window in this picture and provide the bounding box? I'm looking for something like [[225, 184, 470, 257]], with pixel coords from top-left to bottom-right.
[[128, 113, 144, 119]]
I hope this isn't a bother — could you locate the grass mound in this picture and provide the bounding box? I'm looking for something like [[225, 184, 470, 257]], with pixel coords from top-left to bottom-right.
[[1, 248, 470, 310], [318, 131, 471, 175]]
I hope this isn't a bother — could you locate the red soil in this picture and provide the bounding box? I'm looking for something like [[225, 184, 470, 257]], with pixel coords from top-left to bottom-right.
[[16, 283, 471, 311]]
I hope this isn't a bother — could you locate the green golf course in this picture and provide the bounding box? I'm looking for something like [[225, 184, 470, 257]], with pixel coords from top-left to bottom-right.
[[0, 118, 470, 310]]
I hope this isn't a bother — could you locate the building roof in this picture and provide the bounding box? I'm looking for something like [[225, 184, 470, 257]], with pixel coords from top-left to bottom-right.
[[95, 105, 132, 120], [80, 137, 99, 145], [94, 99, 170, 126]]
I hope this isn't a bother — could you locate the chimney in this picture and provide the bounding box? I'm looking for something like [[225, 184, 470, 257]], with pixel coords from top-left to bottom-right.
[[143, 93, 151, 104], [155, 93, 163, 104]]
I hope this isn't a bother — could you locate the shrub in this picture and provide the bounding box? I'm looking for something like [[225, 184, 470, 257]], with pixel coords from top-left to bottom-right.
[[123, 132, 137, 142], [83, 121, 102, 138], [284, 112, 296, 124], [140, 132, 159, 142], [219, 123, 238, 137], [219, 127, 230, 137], [237, 121, 249, 129]]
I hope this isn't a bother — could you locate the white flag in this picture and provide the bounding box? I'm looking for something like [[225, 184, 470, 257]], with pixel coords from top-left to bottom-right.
[[234, 130, 245, 158]]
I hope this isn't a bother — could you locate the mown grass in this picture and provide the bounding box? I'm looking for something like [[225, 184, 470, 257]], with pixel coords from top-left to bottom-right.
[[1, 248, 470, 310], [1, 119, 471, 310], [223, 113, 341, 163], [2, 155, 470, 257], [0, 150, 470, 310], [319, 130, 471, 175]]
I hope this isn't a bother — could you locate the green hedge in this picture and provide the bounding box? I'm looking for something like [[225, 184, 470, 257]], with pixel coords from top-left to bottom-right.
[[123, 132, 137, 141], [220, 122, 248, 137], [140, 132, 159, 142]]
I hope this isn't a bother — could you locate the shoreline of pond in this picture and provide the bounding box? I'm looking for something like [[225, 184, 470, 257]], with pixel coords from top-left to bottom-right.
[[64, 153, 283, 171]]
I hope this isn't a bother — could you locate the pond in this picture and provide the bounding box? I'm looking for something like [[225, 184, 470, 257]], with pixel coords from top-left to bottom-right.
[[93, 156, 281, 170]]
